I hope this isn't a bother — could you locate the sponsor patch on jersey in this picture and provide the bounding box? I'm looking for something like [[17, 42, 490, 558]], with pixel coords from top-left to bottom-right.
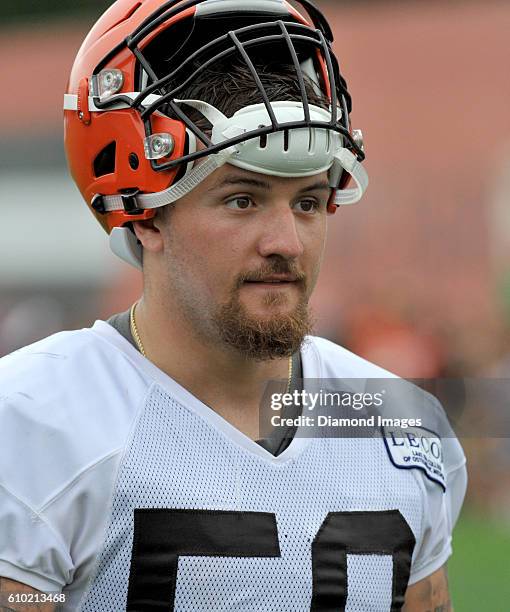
[[382, 426, 445, 491]]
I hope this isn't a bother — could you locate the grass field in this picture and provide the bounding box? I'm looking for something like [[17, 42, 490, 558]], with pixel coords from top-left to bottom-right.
[[449, 511, 510, 611]]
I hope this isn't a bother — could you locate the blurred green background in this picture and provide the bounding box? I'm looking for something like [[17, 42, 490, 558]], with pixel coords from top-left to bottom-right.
[[450, 512, 510, 610], [1, 1, 509, 609]]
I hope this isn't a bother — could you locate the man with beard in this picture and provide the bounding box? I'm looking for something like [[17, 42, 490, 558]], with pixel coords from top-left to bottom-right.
[[0, 1, 466, 610]]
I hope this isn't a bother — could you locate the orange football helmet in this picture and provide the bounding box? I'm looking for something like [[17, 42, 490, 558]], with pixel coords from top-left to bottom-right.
[[64, 0, 367, 267]]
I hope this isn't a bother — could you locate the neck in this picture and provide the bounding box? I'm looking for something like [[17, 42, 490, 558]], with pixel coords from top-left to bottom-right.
[[133, 297, 293, 438]]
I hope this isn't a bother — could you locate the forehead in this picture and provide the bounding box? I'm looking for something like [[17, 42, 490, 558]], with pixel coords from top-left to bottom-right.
[[205, 164, 330, 194]]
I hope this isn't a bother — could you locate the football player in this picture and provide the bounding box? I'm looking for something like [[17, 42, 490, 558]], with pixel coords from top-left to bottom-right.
[[0, 0, 466, 610]]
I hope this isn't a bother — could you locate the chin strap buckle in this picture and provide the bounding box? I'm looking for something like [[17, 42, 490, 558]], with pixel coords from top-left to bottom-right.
[[120, 188, 143, 215], [91, 194, 106, 214]]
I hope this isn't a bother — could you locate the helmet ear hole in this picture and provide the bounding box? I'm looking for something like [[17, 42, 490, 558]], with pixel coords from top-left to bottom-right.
[[94, 141, 116, 177]]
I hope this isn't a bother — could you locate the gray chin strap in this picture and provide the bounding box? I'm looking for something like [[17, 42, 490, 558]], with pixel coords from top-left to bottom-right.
[[106, 99, 369, 269]]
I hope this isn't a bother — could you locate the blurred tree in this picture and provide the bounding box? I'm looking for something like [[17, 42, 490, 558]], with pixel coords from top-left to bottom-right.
[[0, 0, 113, 23]]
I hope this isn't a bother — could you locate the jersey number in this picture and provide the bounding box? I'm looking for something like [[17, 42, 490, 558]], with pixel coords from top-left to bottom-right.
[[126, 508, 415, 611]]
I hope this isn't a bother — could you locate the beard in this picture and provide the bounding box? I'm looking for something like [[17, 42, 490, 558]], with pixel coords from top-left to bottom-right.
[[214, 258, 314, 361]]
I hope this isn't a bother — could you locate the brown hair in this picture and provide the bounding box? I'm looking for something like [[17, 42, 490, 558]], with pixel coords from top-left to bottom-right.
[[168, 58, 330, 132]]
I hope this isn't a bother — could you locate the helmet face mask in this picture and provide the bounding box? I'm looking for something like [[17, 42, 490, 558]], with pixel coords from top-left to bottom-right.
[[64, 0, 368, 268]]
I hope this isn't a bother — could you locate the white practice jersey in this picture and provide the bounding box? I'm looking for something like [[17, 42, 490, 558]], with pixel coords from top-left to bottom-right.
[[0, 321, 467, 611]]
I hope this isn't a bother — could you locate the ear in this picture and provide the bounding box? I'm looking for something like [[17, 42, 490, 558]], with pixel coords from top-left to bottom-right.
[[131, 218, 164, 254]]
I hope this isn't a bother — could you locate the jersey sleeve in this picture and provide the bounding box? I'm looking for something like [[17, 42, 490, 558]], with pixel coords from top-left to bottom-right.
[[0, 484, 74, 592], [408, 431, 467, 584], [0, 330, 147, 597]]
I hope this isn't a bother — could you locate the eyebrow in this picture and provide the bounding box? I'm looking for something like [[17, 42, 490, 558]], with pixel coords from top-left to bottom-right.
[[295, 180, 331, 194], [208, 174, 331, 194], [208, 176, 270, 192]]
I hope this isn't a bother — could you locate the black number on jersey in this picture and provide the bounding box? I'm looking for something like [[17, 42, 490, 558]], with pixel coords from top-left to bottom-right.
[[311, 511, 415, 611], [126, 508, 415, 611]]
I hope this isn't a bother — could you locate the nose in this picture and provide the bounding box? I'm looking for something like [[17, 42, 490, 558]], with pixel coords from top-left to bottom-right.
[[257, 206, 304, 260]]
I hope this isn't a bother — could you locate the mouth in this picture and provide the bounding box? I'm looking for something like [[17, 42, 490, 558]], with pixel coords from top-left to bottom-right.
[[243, 279, 298, 289], [244, 275, 299, 285], [243, 278, 301, 294]]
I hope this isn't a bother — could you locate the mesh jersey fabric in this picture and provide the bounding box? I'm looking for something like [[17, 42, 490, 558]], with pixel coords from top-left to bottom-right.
[[0, 320, 467, 611], [79, 384, 424, 611], [105, 308, 304, 457]]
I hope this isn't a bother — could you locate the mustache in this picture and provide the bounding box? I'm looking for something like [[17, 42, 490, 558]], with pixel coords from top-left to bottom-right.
[[236, 258, 306, 287]]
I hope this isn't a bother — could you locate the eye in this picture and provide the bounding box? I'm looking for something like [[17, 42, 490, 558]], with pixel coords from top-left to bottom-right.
[[294, 198, 320, 214], [225, 196, 254, 210]]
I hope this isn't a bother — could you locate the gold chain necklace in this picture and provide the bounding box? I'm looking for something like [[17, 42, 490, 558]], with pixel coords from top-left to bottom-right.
[[129, 301, 146, 358], [129, 301, 293, 392]]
